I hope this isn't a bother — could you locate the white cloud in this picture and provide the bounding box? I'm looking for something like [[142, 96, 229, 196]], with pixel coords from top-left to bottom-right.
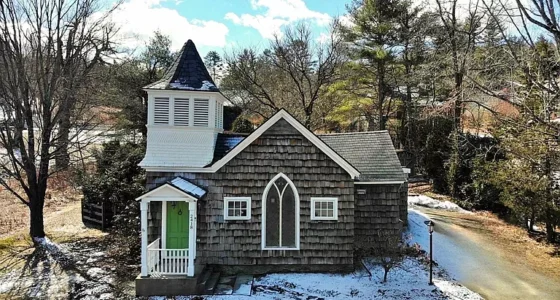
[[225, 0, 332, 39], [110, 0, 229, 51]]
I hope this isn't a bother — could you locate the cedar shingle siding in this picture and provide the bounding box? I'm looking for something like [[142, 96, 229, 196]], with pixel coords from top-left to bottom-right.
[[354, 184, 406, 249], [147, 120, 355, 271]]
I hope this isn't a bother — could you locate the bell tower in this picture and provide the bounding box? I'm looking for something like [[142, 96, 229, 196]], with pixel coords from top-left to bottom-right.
[[140, 40, 226, 170]]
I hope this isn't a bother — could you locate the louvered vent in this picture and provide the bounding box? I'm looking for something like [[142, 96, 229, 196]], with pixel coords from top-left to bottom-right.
[[154, 97, 170, 125], [193, 99, 209, 127], [174, 98, 190, 126], [217, 103, 223, 129]]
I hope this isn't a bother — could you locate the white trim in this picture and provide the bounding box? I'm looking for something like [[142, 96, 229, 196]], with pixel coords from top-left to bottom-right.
[[354, 181, 405, 185], [161, 201, 167, 250], [310, 197, 338, 221], [188, 201, 196, 276], [140, 110, 360, 178], [136, 183, 199, 201], [140, 201, 149, 277], [261, 173, 300, 250], [223, 197, 252, 221]]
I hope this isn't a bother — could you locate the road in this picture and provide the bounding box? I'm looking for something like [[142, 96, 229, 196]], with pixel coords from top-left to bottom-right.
[[408, 207, 560, 300]]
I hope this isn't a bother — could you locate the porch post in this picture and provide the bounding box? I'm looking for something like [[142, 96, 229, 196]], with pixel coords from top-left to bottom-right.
[[188, 201, 196, 277], [140, 200, 149, 277]]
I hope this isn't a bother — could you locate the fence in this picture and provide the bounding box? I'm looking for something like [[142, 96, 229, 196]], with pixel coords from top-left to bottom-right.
[[81, 200, 114, 230]]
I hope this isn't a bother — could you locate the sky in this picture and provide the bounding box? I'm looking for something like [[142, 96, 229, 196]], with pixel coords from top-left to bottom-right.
[[109, 0, 352, 57]]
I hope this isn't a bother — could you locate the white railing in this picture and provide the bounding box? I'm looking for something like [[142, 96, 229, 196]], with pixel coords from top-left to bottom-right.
[[147, 238, 189, 275]]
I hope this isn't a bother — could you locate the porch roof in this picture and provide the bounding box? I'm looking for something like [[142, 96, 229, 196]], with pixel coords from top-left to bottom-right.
[[136, 177, 207, 201]]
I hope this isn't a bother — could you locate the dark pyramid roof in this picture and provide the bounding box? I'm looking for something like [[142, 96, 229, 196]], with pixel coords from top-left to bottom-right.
[[144, 40, 219, 92]]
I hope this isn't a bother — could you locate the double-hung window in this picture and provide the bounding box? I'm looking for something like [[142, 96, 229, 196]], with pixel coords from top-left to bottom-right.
[[224, 197, 251, 220], [311, 197, 338, 221]]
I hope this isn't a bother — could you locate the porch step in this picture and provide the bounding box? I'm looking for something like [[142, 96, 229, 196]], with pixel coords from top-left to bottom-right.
[[232, 274, 253, 295], [214, 275, 236, 295], [204, 271, 221, 294], [196, 266, 213, 294]]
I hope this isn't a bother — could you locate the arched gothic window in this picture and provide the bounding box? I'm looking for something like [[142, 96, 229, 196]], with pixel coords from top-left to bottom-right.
[[262, 173, 300, 249]]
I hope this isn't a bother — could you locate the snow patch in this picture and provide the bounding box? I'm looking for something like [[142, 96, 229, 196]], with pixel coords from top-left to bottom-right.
[[408, 195, 471, 213], [169, 80, 217, 91]]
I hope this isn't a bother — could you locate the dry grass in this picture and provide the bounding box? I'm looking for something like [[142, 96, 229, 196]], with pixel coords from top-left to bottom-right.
[[0, 174, 82, 237]]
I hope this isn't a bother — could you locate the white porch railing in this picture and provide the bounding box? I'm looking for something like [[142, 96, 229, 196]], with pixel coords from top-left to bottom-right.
[[147, 238, 190, 275]]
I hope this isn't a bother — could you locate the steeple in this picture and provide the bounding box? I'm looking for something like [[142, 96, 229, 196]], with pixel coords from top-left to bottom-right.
[[144, 40, 219, 92], [140, 39, 226, 170]]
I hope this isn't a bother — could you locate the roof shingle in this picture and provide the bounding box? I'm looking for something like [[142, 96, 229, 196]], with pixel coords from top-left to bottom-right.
[[144, 40, 219, 91], [318, 131, 405, 182]]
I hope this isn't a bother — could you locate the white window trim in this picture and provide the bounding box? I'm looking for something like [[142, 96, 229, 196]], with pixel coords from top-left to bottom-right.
[[310, 197, 338, 221], [261, 173, 300, 250], [224, 197, 252, 221]]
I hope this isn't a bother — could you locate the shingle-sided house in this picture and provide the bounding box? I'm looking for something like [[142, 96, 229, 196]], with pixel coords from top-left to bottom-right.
[[135, 40, 408, 296]]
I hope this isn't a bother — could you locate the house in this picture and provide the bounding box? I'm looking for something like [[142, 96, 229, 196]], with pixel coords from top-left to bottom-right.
[[135, 40, 408, 296]]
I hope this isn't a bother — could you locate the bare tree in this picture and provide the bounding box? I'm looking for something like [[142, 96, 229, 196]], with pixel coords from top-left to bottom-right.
[[0, 0, 118, 241], [222, 22, 346, 129]]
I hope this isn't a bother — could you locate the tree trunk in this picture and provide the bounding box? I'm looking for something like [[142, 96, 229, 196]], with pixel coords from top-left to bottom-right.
[[545, 208, 556, 242], [55, 101, 71, 170], [383, 268, 388, 282], [377, 60, 386, 131], [29, 195, 46, 239]]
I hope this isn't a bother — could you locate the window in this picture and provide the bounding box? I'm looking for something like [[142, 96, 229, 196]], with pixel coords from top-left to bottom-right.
[[154, 97, 170, 125], [174, 98, 190, 126], [193, 98, 209, 127], [311, 198, 338, 221], [262, 173, 299, 249], [224, 197, 251, 220]]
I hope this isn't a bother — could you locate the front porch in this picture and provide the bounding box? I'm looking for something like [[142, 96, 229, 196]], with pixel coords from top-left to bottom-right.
[[136, 177, 206, 280]]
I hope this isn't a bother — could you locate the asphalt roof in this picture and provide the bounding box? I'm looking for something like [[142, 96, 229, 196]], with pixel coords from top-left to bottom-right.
[[144, 40, 219, 92], [208, 129, 404, 182], [209, 133, 249, 165], [318, 131, 406, 182]]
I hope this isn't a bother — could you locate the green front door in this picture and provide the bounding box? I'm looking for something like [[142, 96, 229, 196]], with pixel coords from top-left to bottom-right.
[[166, 201, 189, 249]]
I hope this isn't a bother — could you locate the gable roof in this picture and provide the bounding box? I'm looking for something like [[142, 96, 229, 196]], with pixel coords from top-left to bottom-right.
[[207, 110, 361, 178], [144, 40, 219, 92], [319, 131, 406, 183], [211, 133, 248, 165], [136, 176, 207, 201]]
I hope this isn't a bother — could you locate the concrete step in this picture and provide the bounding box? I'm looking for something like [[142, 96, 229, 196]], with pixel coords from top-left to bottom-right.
[[204, 271, 221, 294], [232, 274, 253, 295], [214, 275, 236, 295], [196, 266, 213, 294]]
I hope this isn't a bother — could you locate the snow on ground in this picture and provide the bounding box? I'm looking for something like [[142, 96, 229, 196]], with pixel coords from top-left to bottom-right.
[[408, 195, 471, 213], [155, 257, 482, 300]]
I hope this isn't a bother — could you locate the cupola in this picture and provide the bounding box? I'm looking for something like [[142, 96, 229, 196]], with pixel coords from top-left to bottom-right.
[[139, 40, 227, 170]]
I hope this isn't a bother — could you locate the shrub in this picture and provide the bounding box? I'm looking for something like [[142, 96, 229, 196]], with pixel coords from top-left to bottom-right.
[[78, 141, 145, 261]]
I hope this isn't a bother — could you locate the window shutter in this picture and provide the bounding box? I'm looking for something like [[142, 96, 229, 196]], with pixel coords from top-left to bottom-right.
[[193, 99, 209, 127], [174, 98, 190, 126], [154, 97, 169, 125]]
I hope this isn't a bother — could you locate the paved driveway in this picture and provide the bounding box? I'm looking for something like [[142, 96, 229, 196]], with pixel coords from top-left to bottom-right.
[[408, 208, 560, 300]]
